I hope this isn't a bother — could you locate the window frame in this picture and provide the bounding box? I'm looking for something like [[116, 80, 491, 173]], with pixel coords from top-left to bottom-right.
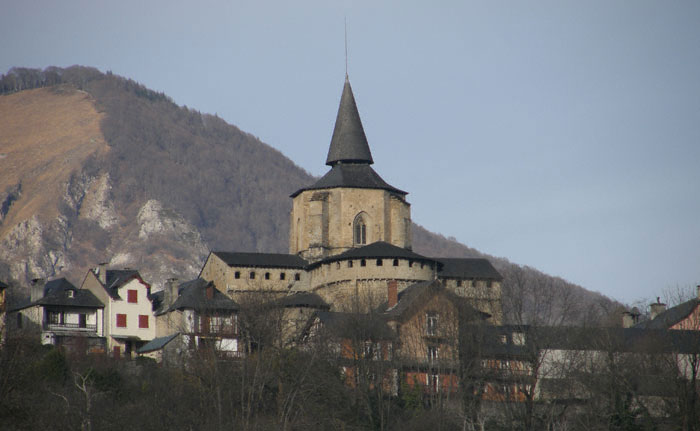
[[138, 314, 149, 329], [127, 289, 138, 303], [116, 313, 127, 328]]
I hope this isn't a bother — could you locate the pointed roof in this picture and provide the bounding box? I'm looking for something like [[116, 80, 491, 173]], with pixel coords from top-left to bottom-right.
[[325, 77, 374, 166]]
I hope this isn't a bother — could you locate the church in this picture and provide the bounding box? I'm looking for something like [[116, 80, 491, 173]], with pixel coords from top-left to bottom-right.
[[199, 76, 504, 323]]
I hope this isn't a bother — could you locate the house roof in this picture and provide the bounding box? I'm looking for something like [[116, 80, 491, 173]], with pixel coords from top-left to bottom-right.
[[98, 269, 143, 299], [311, 241, 437, 268], [137, 333, 180, 354], [634, 298, 700, 330], [12, 278, 104, 311], [381, 280, 488, 321], [270, 292, 330, 310], [436, 258, 503, 281], [0, 280, 8, 290], [212, 251, 307, 269], [168, 278, 239, 312], [493, 325, 700, 355], [325, 77, 373, 166], [290, 164, 406, 198], [314, 311, 395, 340], [43, 278, 78, 296]]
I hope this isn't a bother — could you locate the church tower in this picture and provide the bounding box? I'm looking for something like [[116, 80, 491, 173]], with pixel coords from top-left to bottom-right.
[[289, 77, 412, 262]]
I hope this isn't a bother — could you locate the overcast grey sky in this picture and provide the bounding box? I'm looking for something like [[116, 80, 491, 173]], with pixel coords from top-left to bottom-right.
[[2, 0, 699, 304]]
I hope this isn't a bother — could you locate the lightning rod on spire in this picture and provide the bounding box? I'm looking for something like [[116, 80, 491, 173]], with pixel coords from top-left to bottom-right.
[[344, 17, 348, 79]]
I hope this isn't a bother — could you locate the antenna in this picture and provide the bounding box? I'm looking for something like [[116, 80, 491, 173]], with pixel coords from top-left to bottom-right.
[[344, 17, 348, 78]]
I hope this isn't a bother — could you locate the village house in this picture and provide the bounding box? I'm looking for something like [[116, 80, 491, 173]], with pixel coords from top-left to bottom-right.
[[633, 285, 700, 331], [8, 278, 105, 354], [142, 277, 242, 360], [80, 265, 156, 358]]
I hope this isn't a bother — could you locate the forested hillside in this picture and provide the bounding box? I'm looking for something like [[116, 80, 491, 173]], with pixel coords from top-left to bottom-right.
[[0, 66, 618, 323]]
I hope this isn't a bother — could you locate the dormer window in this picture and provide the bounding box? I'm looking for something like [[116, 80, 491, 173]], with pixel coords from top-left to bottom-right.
[[353, 213, 367, 245], [67, 290, 75, 298]]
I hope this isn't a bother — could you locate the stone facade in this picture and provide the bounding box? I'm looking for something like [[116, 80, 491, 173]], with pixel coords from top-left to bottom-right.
[[290, 188, 411, 262]]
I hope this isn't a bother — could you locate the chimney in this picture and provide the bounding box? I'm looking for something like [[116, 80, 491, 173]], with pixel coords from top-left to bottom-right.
[[164, 278, 178, 307], [696, 285, 700, 299], [621, 311, 634, 328], [206, 283, 214, 300], [650, 297, 667, 320], [96, 262, 108, 284], [388, 280, 398, 309], [630, 307, 641, 324], [30, 278, 45, 302]]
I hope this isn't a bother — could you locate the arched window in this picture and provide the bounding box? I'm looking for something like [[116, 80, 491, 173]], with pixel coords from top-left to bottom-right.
[[353, 213, 367, 245]]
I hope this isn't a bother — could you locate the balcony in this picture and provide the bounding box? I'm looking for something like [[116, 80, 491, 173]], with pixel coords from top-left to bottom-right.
[[43, 322, 97, 332]]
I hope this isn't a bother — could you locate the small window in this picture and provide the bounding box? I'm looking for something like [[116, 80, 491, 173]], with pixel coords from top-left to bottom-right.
[[348, 260, 353, 268], [78, 314, 86, 328], [354, 214, 367, 245], [393, 259, 399, 267], [457, 280, 462, 287], [67, 290, 75, 298], [428, 345, 439, 362], [426, 312, 438, 336], [408, 260, 413, 268], [336, 262, 340, 269], [376, 259, 383, 266], [127, 289, 137, 303], [421, 263, 424, 269], [234, 271, 241, 279], [116, 314, 127, 328], [487, 280, 493, 288], [48, 311, 61, 325], [361, 259, 366, 267], [265, 272, 270, 280], [294, 273, 300, 281], [280, 272, 286, 280], [249, 272, 255, 279], [138, 315, 149, 329]]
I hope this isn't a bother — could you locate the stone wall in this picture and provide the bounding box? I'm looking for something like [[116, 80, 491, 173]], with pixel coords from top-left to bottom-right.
[[290, 188, 411, 261]]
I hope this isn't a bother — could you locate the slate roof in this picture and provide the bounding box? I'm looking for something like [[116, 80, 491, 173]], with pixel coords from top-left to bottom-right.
[[290, 164, 406, 198], [100, 269, 142, 299], [436, 258, 503, 281], [634, 298, 700, 330], [529, 326, 700, 354], [212, 251, 307, 269], [270, 292, 330, 309], [314, 311, 395, 340], [12, 278, 104, 311], [168, 278, 239, 312], [310, 241, 437, 268], [137, 333, 180, 354], [381, 280, 488, 321], [326, 77, 374, 166], [43, 278, 79, 296]]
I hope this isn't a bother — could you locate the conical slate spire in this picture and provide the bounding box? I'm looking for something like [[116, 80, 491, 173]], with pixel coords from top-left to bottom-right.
[[325, 77, 374, 166]]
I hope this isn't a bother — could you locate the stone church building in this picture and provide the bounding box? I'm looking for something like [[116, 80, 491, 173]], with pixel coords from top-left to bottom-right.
[[200, 77, 503, 323]]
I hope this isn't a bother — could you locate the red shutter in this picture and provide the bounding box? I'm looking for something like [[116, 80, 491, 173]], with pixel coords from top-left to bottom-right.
[[138, 315, 149, 328], [116, 314, 127, 327], [127, 289, 138, 303]]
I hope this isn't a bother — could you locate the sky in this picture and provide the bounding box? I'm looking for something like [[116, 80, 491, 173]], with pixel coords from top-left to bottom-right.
[[2, 1, 699, 305]]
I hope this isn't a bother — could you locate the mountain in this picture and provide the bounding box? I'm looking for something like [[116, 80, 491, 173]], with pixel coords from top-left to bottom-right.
[[0, 66, 618, 324]]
